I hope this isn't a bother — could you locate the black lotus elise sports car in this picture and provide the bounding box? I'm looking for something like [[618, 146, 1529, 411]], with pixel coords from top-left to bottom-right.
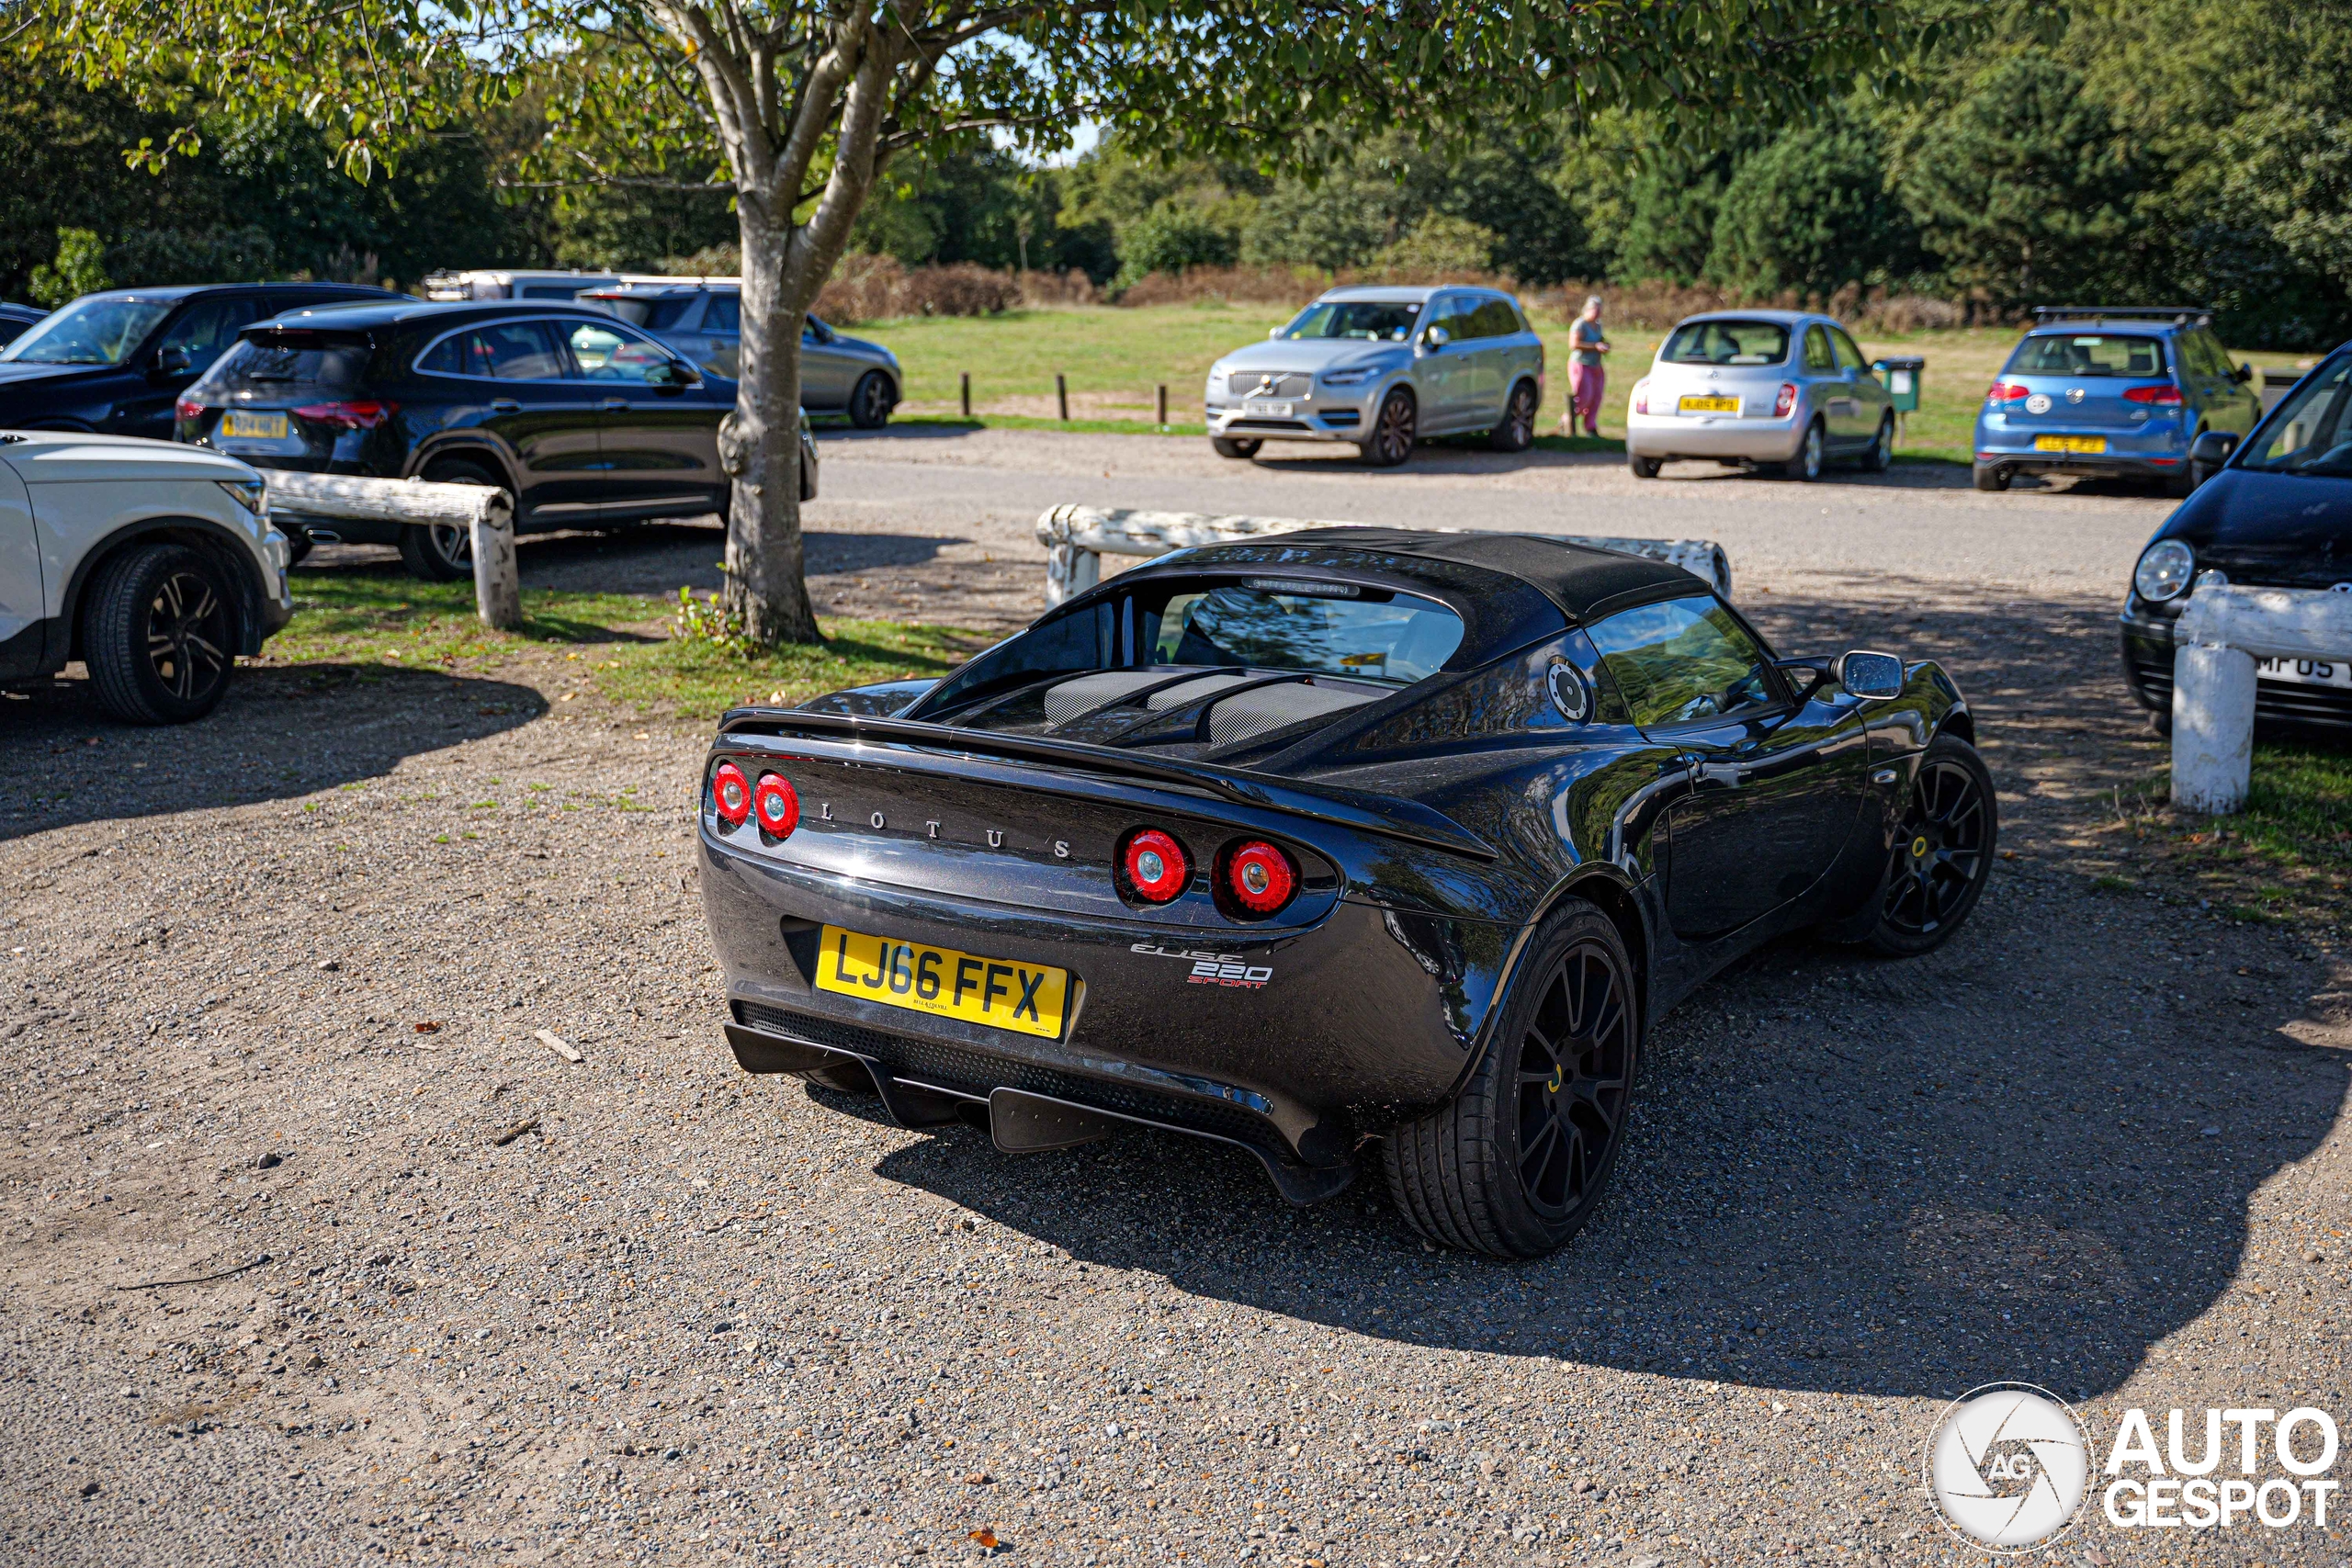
[[697, 528, 1995, 1258]]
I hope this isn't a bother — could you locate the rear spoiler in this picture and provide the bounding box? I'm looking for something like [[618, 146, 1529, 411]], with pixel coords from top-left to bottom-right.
[[715, 708, 1498, 861]]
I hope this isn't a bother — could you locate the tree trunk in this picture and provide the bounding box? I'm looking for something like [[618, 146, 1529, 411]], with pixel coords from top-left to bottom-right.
[[721, 203, 823, 645]]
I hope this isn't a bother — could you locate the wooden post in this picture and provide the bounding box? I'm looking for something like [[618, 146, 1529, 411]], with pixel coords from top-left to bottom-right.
[[1056, 373, 1069, 423], [959, 371, 971, 420], [1156, 385, 1168, 426], [471, 511, 521, 630], [259, 471, 518, 628]]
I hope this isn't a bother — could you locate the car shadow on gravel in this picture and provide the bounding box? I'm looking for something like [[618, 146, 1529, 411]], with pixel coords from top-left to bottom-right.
[[0, 663, 545, 842], [859, 577, 2342, 1404]]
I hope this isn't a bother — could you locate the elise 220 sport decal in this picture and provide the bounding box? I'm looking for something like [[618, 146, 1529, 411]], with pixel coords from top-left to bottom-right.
[[1131, 942, 1275, 989]]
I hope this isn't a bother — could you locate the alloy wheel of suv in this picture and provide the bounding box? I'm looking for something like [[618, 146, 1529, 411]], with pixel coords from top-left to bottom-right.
[[1488, 380, 1538, 453], [398, 461, 507, 582], [1362, 388, 1417, 468], [83, 543, 238, 725]]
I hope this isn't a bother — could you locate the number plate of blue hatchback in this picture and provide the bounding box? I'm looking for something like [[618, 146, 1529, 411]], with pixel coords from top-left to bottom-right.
[[220, 411, 288, 440], [814, 925, 1071, 1039]]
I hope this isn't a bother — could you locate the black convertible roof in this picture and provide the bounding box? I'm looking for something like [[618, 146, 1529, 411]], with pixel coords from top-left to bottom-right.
[[1177, 527, 1699, 624]]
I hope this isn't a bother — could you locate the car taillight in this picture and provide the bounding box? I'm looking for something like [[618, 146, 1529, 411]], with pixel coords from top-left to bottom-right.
[[1773, 382, 1798, 418], [2124, 384, 2185, 405], [710, 761, 751, 827], [752, 772, 798, 837], [1632, 379, 1649, 416], [175, 398, 203, 423], [1985, 381, 2030, 402], [293, 400, 395, 430], [1224, 840, 1296, 916], [1122, 829, 1188, 904]]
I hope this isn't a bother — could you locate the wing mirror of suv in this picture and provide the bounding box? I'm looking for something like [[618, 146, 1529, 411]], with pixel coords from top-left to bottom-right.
[[1834, 649, 1905, 700], [2191, 429, 2240, 467], [153, 345, 192, 377], [1423, 326, 1451, 349], [1267, 327, 1284, 340]]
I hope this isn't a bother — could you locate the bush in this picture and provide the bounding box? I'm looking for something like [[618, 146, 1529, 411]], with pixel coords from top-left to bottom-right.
[[813, 254, 1022, 322], [1114, 205, 1240, 289], [1372, 216, 1501, 277], [28, 228, 109, 306], [1551, 277, 1996, 334]]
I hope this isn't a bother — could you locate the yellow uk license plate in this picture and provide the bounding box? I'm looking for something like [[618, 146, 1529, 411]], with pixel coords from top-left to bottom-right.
[[814, 925, 1072, 1040], [2034, 434, 2106, 454], [220, 411, 288, 439], [1679, 395, 1741, 414]]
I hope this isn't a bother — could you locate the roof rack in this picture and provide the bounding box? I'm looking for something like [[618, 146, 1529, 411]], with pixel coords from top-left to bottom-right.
[[2031, 305, 2212, 327]]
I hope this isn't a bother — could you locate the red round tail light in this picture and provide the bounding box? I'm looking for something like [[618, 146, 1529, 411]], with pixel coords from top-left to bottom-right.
[[753, 773, 799, 837], [1225, 840, 1296, 916], [711, 761, 751, 826], [1123, 829, 1189, 903]]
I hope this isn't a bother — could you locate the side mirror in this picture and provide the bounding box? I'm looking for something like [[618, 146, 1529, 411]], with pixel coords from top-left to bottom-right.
[[1835, 649, 1905, 701], [2191, 429, 2240, 467], [153, 345, 192, 376], [2233, 362, 2255, 385], [1424, 326, 1451, 349], [650, 360, 700, 389], [1268, 327, 1284, 341]]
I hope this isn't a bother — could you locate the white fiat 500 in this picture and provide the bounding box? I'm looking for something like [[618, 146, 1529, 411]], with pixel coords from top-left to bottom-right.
[[1625, 310, 1896, 481], [0, 432, 291, 723]]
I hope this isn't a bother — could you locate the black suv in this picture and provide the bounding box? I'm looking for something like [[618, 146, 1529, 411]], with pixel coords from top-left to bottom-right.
[[175, 299, 806, 581], [0, 283, 400, 441]]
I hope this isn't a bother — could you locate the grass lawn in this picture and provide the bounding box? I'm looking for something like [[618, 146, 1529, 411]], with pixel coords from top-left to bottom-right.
[[258, 565, 977, 721], [860, 304, 2316, 466], [2102, 739, 2352, 927]]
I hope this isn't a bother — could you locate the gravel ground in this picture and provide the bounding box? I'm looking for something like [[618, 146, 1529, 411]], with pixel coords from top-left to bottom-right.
[[4, 443, 2348, 1567]]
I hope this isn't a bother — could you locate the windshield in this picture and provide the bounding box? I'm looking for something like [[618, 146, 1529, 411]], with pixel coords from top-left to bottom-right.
[[2005, 333, 2167, 378], [1279, 301, 1421, 343], [1660, 320, 1791, 367], [1146, 581, 1462, 684], [0, 297, 173, 366], [2238, 355, 2352, 476]]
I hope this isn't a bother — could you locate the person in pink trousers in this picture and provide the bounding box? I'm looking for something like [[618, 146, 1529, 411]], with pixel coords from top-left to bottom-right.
[[1563, 295, 1611, 437]]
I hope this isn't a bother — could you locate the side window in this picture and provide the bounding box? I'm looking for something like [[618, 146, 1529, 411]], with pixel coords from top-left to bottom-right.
[[2188, 331, 2228, 378], [1828, 327, 1867, 371], [159, 298, 263, 365], [1469, 299, 1521, 339], [1802, 325, 1835, 374], [707, 295, 740, 333], [1587, 595, 1779, 729], [1428, 299, 1474, 344], [563, 320, 674, 383], [465, 320, 566, 378]]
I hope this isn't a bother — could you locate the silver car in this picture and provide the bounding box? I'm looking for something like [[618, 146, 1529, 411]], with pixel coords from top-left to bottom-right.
[[579, 283, 902, 427], [1624, 310, 1896, 480], [1204, 285, 1545, 467]]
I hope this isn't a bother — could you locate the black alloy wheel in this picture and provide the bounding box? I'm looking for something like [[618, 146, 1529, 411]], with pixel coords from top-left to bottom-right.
[[1867, 734, 1997, 955], [849, 370, 894, 430], [1385, 899, 1639, 1258], [83, 542, 238, 725], [1488, 379, 1538, 452], [1863, 414, 1894, 473], [1361, 388, 1417, 468], [1210, 436, 1263, 460]]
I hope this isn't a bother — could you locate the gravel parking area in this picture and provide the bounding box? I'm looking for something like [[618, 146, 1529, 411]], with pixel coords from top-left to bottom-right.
[[4, 461, 2348, 1566]]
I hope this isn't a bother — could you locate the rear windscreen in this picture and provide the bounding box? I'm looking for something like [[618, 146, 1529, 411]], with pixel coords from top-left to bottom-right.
[[1146, 581, 1462, 684], [2006, 334, 2167, 378], [192, 333, 372, 394], [1660, 320, 1790, 366]]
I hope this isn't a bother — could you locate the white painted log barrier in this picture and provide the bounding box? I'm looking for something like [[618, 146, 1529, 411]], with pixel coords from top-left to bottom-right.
[[2171, 581, 2352, 811], [1034, 505, 1733, 606], [262, 471, 521, 630]]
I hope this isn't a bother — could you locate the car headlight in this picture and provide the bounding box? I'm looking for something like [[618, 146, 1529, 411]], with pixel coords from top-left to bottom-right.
[[2133, 538, 2196, 602], [217, 478, 266, 518], [1320, 367, 1379, 388]]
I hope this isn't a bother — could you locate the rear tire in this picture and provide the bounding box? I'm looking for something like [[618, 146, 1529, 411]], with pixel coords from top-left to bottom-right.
[[848, 370, 894, 430], [398, 459, 508, 582], [1778, 420, 1825, 481], [82, 543, 239, 726], [1383, 900, 1639, 1258], [1628, 454, 1662, 479], [1488, 379, 1538, 452], [1973, 463, 2010, 492], [1863, 414, 1894, 473], [1210, 437, 1262, 460], [1360, 388, 1416, 468]]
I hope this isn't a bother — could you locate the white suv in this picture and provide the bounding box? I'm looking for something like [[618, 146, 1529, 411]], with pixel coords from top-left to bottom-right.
[[0, 432, 292, 723]]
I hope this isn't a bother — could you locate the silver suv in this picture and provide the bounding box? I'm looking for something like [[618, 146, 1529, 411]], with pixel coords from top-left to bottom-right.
[[1204, 286, 1545, 467]]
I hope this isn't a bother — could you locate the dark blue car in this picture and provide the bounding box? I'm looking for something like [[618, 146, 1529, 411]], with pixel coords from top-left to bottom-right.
[[1974, 307, 2264, 495], [0, 283, 400, 441], [2119, 341, 2352, 734]]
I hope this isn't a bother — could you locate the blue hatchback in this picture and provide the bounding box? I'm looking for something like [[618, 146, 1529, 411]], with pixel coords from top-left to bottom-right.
[[1973, 307, 2263, 495]]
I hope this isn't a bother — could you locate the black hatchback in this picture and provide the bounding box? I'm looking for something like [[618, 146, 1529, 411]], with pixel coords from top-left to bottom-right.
[[0, 282, 399, 441], [2120, 342, 2352, 734], [175, 299, 755, 580]]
